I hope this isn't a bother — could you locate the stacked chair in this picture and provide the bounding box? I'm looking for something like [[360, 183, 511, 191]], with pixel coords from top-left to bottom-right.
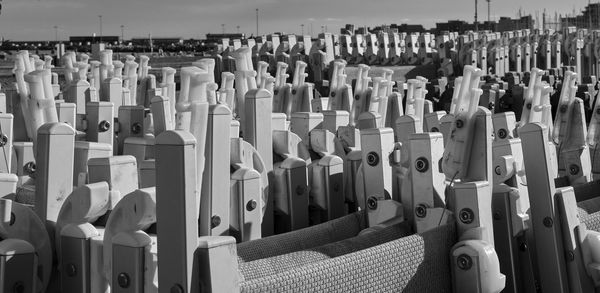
[[3, 25, 600, 293]]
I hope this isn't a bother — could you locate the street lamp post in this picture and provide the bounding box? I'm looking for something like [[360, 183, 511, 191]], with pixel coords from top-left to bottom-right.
[[121, 25, 125, 44], [98, 15, 103, 43], [301, 24, 304, 35]]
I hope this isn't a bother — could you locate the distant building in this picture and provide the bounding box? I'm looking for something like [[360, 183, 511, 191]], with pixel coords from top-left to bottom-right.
[[340, 24, 355, 35], [131, 37, 183, 47], [434, 15, 533, 34], [560, 3, 600, 30], [69, 36, 119, 44], [394, 24, 426, 33], [205, 33, 245, 41], [435, 20, 474, 34], [355, 27, 368, 35], [497, 15, 534, 32], [370, 23, 425, 34]]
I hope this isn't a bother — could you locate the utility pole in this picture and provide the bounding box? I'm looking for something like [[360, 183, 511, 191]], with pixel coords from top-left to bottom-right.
[[120, 25, 124, 44], [542, 9, 546, 31], [54, 25, 58, 42], [98, 15, 103, 43], [475, 0, 479, 31], [486, 0, 491, 23], [301, 24, 304, 35], [222, 24, 225, 34], [237, 25, 240, 33], [589, 0, 592, 29], [256, 8, 259, 36]]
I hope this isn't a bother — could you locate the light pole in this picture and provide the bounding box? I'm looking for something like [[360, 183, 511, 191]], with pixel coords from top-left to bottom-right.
[[54, 25, 58, 42], [237, 25, 240, 34], [474, 0, 478, 32], [256, 8, 259, 36], [301, 24, 304, 35], [120, 25, 125, 44], [98, 15, 103, 43]]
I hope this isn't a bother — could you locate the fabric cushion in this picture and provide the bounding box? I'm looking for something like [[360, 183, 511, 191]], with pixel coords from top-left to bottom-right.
[[240, 223, 456, 293], [239, 221, 413, 281], [237, 211, 366, 263], [578, 197, 600, 232]]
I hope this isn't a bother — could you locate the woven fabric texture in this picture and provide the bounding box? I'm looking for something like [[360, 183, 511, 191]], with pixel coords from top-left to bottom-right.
[[239, 221, 414, 281], [579, 207, 600, 232], [240, 223, 456, 293], [237, 211, 366, 263]]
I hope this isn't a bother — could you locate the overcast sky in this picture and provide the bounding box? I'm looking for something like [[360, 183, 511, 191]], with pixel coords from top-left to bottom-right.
[[0, 0, 593, 41]]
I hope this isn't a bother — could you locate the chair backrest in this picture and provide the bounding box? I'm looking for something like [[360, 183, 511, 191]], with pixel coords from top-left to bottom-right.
[[239, 224, 456, 293]]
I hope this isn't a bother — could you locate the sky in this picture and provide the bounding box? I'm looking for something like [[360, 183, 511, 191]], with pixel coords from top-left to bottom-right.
[[0, 0, 594, 41]]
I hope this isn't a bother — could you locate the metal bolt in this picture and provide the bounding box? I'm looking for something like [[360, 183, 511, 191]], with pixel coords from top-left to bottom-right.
[[415, 157, 429, 173], [543, 217, 553, 228], [171, 284, 184, 293], [274, 90, 279, 95], [211, 215, 221, 228], [98, 120, 111, 132], [493, 212, 501, 220], [13, 282, 25, 293], [498, 128, 507, 139], [131, 123, 142, 134], [367, 196, 378, 210], [457, 254, 473, 270], [24, 161, 36, 175], [459, 208, 475, 224], [117, 273, 130, 288], [494, 166, 502, 175], [354, 95, 360, 100], [66, 263, 77, 277], [246, 200, 257, 211], [430, 127, 439, 132], [566, 250, 575, 262], [456, 119, 464, 128], [292, 89, 297, 95], [330, 91, 336, 97], [295, 185, 305, 195], [415, 204, 427, 218], [569, 164, 580, 175], [519, 242, 528, 251], [526, 103, 532, 109], [0, 134, 7, 147], [366, 152, 379, 166]]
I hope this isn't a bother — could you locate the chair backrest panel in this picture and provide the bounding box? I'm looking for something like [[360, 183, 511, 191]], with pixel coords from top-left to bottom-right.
[[240, 224, 455, 293], [239, 221, 413, 281], [237, 211, 366, 263]]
